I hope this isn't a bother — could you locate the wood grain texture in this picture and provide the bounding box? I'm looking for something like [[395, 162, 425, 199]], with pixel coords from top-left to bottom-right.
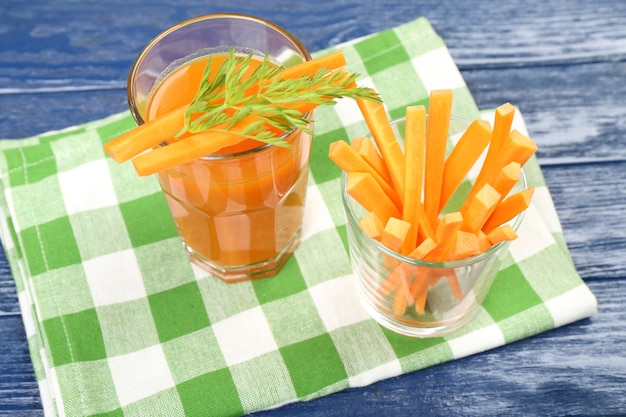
[[2, 0, 626, 88], [1, 0, 625, 415], [0, 318, 41, 417], [542, 162, 626, 280]]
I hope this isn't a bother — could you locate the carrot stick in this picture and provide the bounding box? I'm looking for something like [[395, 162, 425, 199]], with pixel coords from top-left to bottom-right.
[[390, 256, 421, 315], [278, 50, 347, 80], [445, 269, 464, 300], [400, 237, 439, 311], [356, 96, 405, 197], [379, 237, 436, 305], [351, 137, 392, 185], [424, 89, 454, 227], [439, 119, 492, 211], [475, 230, 491, 252], [328, 140, 401, 209], [482, 102, 516, 171], [413, 277, 429, 315], [377, 266, 405, 299], [346, 172, 401, 224], [465, 103, 515, 197], [358, 211, 385, 241], [377, 272, 403, 298], [448, 230, 481, 261], [409, 236, 438, 260], [380, 217, 411, 298], [131, 113, 285, 176], [391, 274, 411, 314], [492, 103, 516, 147], [132, 127, 244, 175], [486, 224, 518, 245], [104, 105, 188, 163], [401, 237, 441, 309], [461, 129, 537, 215], [496, 130, 537, 172], [461, 183, 501, 233], [444, 229, 482, 299], [381, 217, 412, 253], [410, 268, 434, 314], [106, 51, 349, 165], [483, 187, 535, 233], [377, 238, 436, 297], [423, 211, 463, 262], [402, 105, 428, 254], [132, 98, 320, 176], [403, 237, 442, 313], [380, 217, 412, 280], [491, 161, 521, 200], [416, 204, 435, 242]]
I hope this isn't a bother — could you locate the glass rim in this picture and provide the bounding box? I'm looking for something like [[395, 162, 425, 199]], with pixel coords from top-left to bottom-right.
[[340, 115, 528, 269], [126, 12, 312, 161]]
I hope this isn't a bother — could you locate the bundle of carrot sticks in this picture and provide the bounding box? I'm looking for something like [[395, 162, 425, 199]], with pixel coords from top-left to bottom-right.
[[329, 89, 537, 315]]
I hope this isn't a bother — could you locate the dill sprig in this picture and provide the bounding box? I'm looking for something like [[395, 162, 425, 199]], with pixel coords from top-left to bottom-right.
[[177, 49, 380, 146]]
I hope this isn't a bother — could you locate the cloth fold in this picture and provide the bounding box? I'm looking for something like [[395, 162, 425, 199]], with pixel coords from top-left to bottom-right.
[[0, 17, 596, 417]]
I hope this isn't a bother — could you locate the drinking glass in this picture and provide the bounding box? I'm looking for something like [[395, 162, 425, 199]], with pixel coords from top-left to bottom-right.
[[127, 14, 313, 282]]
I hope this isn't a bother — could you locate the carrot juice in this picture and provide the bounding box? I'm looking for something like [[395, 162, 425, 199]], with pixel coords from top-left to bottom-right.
[[145, 54, 312, 282]]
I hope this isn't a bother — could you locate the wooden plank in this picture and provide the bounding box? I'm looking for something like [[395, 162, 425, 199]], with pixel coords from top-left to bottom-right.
[[1, 1, 626, 90], [0, 314, 43, 417], [541, 161, 626, 280], [0, 262, 16, 313], [0, 91, 128, 139]]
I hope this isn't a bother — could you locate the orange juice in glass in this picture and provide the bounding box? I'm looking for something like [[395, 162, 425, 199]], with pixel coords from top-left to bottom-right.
[[126, 14, 312, 282]]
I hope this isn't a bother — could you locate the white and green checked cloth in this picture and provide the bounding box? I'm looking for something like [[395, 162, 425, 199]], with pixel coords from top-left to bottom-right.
[[0, 17, 597, 417]]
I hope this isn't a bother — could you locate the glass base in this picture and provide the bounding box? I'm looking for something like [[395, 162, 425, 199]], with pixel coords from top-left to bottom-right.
[[357, 286, 481, 338], [183, 226, 302, 283]]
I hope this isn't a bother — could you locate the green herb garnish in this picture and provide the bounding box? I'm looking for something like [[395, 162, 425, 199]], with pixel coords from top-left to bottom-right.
[[177, 48, 381, 146]]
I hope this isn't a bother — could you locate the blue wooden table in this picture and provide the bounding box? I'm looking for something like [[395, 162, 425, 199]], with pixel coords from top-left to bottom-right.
[[1, 1, 625, 416]]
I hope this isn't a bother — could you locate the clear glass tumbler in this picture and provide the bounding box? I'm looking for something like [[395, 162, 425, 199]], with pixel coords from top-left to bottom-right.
[[342, 117, 527, 337], [126, 14, 313, 282]]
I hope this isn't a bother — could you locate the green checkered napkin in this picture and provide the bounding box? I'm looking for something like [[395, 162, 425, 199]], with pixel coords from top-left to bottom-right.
[[0, 17, 597, 417]]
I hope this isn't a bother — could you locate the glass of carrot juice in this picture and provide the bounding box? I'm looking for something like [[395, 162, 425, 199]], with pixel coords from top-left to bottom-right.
[[126, 14, 313, 282]]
